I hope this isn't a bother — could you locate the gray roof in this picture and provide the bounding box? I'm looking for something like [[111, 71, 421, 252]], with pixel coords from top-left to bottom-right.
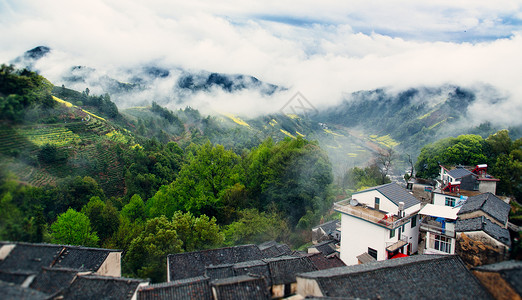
[[456, 216, 511, 246], [355, 252, 376, 264], [473, 260, 522, 296], [258, 241, 292, 257], [29, 267, 79, 295], [263, 255, 317, 285], [52, 246, 118, 271], [0, 242, 118, 274], [233, 260, 272, 286], [60, 274, 146, 300], [354, 183, 420, 209], [211, 275, 270, 300], [312, 220, 340, 233], [0, 270, 34, 285], [447, 167, 473, 179], [167, 245, 265, 281], [458, 193, 510, 225], [310, 240, 337, 256], [0, 243, 63, 272], [0, 280, 49, 300], [138, 276, 212, 300], [205, 264, 234, 280], [298, 255, 492, 300], [306, 253, 345, 270]]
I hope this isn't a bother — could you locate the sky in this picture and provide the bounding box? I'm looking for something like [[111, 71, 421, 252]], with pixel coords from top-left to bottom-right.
[[1, 0, 522, 123]]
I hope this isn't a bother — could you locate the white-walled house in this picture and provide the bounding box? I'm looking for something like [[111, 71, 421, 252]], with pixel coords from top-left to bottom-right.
[[418, 204, 460, 254], [334, 183, 421, 265]]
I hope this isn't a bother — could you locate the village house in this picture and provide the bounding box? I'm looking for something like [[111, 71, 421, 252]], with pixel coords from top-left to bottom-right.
[[334, 183, 421, 265], [439, 164, 499, 195], [295, 254, 493, 299], [0, 242, 122, 277], [311, 220, 340, 244], [418, 203, 460, 254]]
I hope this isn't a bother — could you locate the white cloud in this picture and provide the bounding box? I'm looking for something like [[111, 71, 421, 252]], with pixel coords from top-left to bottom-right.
[[1, 0, 521, 124]]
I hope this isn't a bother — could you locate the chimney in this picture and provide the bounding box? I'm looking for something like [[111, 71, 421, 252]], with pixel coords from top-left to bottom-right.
[[398, 202, 405, 217]]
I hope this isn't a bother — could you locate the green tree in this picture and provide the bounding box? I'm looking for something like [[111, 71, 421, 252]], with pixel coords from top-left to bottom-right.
[[415, 134, 488, 178], [147, 142, 242, 219], [50, 209, 99, 247], [81, 196, 120, 243], [125, 216, 182, 282], [223, 208, 290, 246], [121, 194, 146, 222], [171, 211, 223, 252]]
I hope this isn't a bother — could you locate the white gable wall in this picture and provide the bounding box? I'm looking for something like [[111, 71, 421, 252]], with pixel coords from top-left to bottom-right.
[[351, 190, 398, 214]]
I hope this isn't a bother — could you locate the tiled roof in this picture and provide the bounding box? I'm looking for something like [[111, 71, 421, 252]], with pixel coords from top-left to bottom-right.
[[168, 245, 265, 281], [232, 260, 272, 286], [0, 269, 34, 285], [311, 240, 337, 256], [29, 267, 79, 295], [0, 243, 63, 272], [312, 220, 340, 233], [205, 264, 234, 280], [457, 192, 510, 225], [473, 260, 522, 296], [447, 167, 473, 179], [0, 242, 118, 274], [456, 217, 511, 246], [354, 183, 420, 209], [211, 275, 270, 300], [60, 274, 146, 300], [52, 246, 118, 271], [263, 255, 317, 285], [258, 241, 292, 258], [298, 255, 492, 299], [0, 280, 49, 300], [138, 276, 212, 300], [306, 253, 345, 270], [355, 252, 376, 264]]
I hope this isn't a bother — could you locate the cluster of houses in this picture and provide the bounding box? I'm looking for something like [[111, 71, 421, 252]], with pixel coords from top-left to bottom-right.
[[0, 163, 521, 299]]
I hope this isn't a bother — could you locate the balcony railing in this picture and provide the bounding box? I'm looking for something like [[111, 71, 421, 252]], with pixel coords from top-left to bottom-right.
[[420, 221, 455, 237], [334, 199, 418, 230]]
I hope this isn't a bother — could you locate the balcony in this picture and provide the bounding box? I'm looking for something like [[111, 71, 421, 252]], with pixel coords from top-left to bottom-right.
[[420, 218, 455, 237], [334, 199, 418, 230]]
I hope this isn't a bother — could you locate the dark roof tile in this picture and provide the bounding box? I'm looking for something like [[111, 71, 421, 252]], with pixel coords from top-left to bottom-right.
[[298, 255, 492, 300], [167, 245, 265, 281], [60, 274, 146, 300], [29, 267, 79, 295], [211, 275, 270, 300], [53, 246, 118, 271], [138, 276, 212, 300], [0, 280, 49, 300], [263, 255, 317, 285], [455, 217, 511, 246], [307, 253, 345, 270], [0, 270, 35, 285], [458, 193, 510, 225], [0, 243, 63, 272]]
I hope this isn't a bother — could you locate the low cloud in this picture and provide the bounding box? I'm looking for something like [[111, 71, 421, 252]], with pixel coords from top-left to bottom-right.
[[1, 0, 521, 125]]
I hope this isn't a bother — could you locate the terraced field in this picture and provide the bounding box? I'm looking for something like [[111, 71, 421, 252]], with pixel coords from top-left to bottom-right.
[[17, 125, 81, 147]]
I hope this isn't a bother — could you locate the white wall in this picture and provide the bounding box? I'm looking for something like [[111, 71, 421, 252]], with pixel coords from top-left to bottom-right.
[[339, 213, 392, 265], [433, 193, 458, 207], [351, 190, 397, 214]]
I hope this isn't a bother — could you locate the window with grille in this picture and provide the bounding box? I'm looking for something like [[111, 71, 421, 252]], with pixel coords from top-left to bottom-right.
[[429, 234, 452, 253]]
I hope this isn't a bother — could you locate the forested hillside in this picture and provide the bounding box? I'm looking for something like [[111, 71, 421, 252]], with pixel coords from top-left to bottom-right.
[[0, 65, 335, 282]]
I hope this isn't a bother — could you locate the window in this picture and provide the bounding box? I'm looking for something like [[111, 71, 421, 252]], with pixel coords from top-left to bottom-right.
[[445, 197, 455, 207], [411, 215, 417, 228], [375, 197, 380, 210], [429, 234, 452, 253], [368, 247, 378, 260], [390, 229, 395, 238]]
